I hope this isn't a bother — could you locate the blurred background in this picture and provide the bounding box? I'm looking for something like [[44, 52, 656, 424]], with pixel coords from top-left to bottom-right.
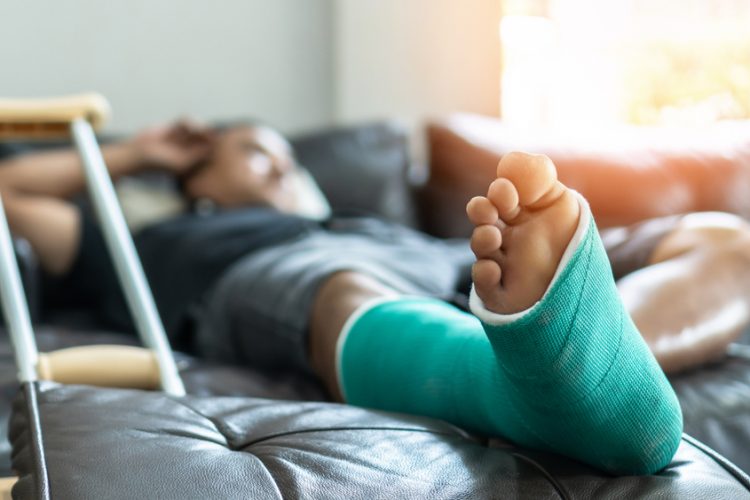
[[1, 0, 748, 133], [501, 0, 750, 129]]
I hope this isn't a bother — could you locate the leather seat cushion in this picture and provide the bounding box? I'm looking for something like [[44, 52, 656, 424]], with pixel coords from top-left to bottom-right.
[[9, 383, 750, 499]]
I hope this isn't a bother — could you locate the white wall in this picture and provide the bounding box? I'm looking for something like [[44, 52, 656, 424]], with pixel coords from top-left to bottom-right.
[[0, 0, 334, 134], [334, 0, 502, 125], [1, 2, 501, 135]]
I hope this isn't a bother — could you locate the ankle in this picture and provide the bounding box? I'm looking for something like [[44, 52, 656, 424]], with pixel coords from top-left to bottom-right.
[[309, 272, 398, 398]]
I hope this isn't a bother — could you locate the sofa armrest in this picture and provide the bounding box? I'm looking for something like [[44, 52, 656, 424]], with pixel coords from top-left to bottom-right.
[[421, 113, 750, 237]]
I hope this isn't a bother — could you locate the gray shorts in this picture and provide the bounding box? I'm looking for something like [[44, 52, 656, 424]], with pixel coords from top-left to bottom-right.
[[194, 218, 474, 373]]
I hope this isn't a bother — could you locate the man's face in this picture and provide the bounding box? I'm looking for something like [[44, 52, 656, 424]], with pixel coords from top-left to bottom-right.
[[184, 124, 299, 210]]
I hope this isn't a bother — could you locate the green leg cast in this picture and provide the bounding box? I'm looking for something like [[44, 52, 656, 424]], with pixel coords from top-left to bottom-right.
[[337, 200, 683, 475]]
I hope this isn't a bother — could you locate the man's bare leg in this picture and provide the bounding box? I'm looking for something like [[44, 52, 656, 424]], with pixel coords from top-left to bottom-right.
[[309, 271, 398, 400], [618, 212, 750, 373]]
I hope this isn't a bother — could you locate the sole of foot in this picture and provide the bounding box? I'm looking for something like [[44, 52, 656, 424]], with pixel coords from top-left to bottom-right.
[[466, 152, 581, 314]]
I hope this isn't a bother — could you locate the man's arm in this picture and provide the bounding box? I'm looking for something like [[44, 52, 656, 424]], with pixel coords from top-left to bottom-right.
[[0, 122, 213, 275], [0, 142, 145, 199]]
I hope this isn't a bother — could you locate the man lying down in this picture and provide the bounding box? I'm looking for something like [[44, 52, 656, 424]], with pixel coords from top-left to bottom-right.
[[4, 120, 750, 475]]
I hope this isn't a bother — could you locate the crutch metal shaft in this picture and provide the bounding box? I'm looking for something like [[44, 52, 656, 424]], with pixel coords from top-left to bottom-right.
[[0, 196, 39, 383], [71, 119, 185, 396]]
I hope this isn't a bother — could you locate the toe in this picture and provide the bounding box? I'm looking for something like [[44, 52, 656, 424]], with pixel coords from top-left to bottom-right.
[[470, 224, 502, 258], [473, 259, 502, 294], [466, 196, 498, 226], [487, 178, 521, 222], [496, 152, 557, 207]]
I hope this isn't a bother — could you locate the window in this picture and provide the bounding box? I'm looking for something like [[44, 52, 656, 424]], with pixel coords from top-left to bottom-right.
[[500, 0, 750, 128]]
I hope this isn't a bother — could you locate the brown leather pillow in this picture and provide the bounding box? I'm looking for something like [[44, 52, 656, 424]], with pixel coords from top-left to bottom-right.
[[420, 114, 750, 237]]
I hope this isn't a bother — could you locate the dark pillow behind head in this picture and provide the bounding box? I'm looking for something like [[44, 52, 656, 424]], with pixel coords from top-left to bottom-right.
[[290, 121, 417, 227]]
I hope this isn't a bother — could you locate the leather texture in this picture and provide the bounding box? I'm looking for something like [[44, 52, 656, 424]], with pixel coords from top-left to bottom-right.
[[672, 345, 750, 472], [9, 382, 750, 500], [1, 327, 749, 478], [0, 328, 326, 478], [421, 114, 750, 237], [0, 329, 750, 498]]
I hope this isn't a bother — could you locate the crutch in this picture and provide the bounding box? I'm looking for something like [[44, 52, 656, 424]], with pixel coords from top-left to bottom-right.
[[0, 94, 185, 396]]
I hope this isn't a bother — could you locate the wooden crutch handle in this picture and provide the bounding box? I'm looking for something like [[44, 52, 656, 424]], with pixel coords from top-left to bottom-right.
[[37, 345, 161, 390], [0, 93, 111, 139]]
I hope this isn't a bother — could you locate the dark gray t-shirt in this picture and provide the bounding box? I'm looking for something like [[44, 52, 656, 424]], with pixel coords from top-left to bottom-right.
[[43, 207, 320, 347]]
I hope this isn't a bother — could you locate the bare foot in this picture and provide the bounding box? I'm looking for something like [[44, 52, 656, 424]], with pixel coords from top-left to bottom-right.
[[466, 152, 581, 314]]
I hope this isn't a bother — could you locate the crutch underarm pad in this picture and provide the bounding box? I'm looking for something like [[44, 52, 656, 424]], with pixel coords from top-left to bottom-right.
[[0, 93, 111, 139]]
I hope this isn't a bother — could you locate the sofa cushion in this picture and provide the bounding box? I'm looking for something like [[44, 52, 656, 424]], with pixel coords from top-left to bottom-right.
[[421, 114, 750, 237], [9, 382, 750, 500], [0, 327, 327, 478]]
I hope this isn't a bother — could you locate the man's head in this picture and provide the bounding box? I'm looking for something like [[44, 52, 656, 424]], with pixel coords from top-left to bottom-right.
[[182, 123, 300, 211]]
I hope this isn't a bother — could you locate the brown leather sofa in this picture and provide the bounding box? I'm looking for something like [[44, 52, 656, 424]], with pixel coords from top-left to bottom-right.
[[2, 122, 750, 498], [420, 113, 750, 236]]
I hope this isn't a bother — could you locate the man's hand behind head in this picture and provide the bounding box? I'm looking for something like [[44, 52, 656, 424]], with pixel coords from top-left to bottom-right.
[[130, 119, 215, 174]]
